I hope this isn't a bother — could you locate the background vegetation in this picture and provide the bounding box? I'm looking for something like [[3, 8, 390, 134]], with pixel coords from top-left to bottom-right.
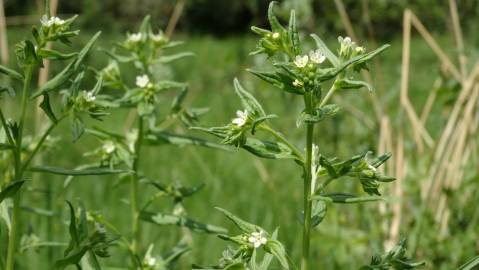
[[1, 0, 478, 269]]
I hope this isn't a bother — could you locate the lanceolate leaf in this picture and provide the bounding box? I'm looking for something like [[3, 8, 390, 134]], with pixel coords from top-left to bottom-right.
[[336, 78, 373, 92], [0, 181, 25, 204], [157, 52, 194, 63], [267, 1, 285, 34], [30, 166, 128, 176], [0, 143, 14, 151], [312, 193, 384, 204], [39, 93, 58, 123], [458, 255, 479, 270], [288, 10, 300, 56], [215, 207, 262, 234], [0, 65, 23, 81], [140, 211, 227, 234], [264, 240, 289, 269], [242, 138, 296, 160], [145, 131, 229, 151], [233, 78, 266, 117]]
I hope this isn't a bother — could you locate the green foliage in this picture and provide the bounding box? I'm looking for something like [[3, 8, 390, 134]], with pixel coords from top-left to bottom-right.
[[359, 240, 425, 270]]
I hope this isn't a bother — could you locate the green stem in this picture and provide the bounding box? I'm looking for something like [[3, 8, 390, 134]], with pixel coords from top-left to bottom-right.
[[21, 117, 64, 172], [6, 65, 33, 270], [301, 92, 315, 270], [130, 117, 144, 259], [258, 124, 305, 163]]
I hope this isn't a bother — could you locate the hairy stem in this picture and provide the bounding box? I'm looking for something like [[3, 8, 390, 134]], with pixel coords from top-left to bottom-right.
[[301, 92, 315, 270], [130, 117, 144, 259], [6, 65, 33, 270]]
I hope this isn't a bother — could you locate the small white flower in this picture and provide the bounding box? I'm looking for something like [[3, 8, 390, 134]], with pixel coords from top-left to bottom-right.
[[146, 257, 157, 267], [272, 32, 280, 39], [368, 164, 377, 172], [41, 16, 65, 27], [232, 110, 248, 127], [309, 49, 326, 64], [343, 36, 352, 45], [128, 32, 142, 43], [103, 141, 116, 154], [292, 79, 303, 88], [150, 31, 166, 43], [294, 55, 309, 68], [84, 91, 96, 102], [136, 74, 150, 88], [248, 230, 267, 248]]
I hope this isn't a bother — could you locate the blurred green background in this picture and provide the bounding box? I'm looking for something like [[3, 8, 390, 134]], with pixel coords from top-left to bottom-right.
[[1, 0, 479, 269]]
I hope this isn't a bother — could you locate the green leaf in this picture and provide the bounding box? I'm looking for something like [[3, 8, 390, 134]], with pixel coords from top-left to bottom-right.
[[39, 93, 58, 123], [336, 78, 373, 92], [0, 65, 23, 81], [310, 34, 340, 67], [145, 131, 229, 151], [140, 211, 227, 234], [267, 1, 285, 33], [458, 255, 479, 270], [264, 239, 289, 269], [54, 246, 88, 269], [157, 52, 194, 63], [0, 143, 14, 151], [71, 116, 84, 142], [296, 104, 340, 126], [171, 86, 188, 113], [233, 78, 266, 117], [37, 48, 78, 60], [74, 31, 102, 71], [242, 138, 296, 160], [215, 207, 262, 234], [0, 181, 25, 204], [311, 200, 327, 227], [312, 193, 384, 204], [30, 166, 128, 176], [288, 10, 300, 55], [247, 69, 304, 95]]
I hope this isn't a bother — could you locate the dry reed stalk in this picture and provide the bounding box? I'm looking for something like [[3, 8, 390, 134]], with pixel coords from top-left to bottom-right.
[[0, 0, 8, 65], [420, 78, 441, 125], [448, 0, 467, 80], [422, 62, 479, 201], [409, 12, 462, 82], [165, 0, 186, 38]]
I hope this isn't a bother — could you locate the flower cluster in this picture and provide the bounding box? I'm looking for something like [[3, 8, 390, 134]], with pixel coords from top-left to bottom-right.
[[40, 16, 65, 27], [291, 49, 327, 90], [338, 36, 365, 58]]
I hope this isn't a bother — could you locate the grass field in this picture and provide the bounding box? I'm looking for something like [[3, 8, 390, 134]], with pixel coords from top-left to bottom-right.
[[1, 22, 478, 269]]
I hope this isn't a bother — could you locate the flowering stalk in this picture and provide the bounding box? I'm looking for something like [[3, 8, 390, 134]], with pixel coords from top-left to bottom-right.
[[301, 92, 314, 270], [130, 117, 144, 255], [5, 65, 33, 270]]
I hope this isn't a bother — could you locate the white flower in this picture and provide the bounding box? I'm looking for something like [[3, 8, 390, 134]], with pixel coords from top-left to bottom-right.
[[292, 79, 303, 88], [41, 16, 65, 27], [248, 230, 267, 248], [368, 164, 377, 172], [84, 91, 96, 102], [309, 49, 326, 64], [232, 110, 248, 127], [272, 32, 280, 39], [294, 55, 309, 68], [343, 36, 352, 45], [146, 257, 157, 267], [136, 74, 150, 88], [103, 141, 116, 154], [128, 32, 142, 43], [150, 33, 165, 42]]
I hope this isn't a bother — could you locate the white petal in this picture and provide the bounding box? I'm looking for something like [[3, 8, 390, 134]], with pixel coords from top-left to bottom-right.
[[248, 236, 256, 243], [254, 241, 261, 248], [260, 237, 267, 244]]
